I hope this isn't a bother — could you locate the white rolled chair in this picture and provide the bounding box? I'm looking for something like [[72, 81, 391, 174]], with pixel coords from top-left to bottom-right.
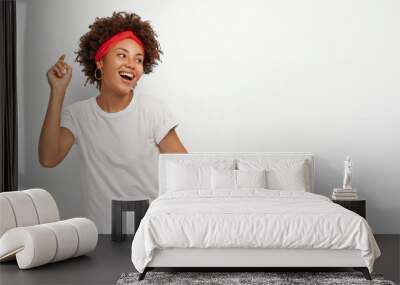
[[0, 189, 98, 269]]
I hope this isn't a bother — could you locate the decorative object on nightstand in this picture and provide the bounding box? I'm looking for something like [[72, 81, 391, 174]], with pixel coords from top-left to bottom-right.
[[111, 198, 149, 242], [342, 155, 353, 190], [332, 199, 366, 219], [332, 155, 359, 200], [332, 188, 358, 200]]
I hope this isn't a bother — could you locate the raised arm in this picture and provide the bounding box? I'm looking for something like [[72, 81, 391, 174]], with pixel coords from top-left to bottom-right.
[[38, 55, 74, 167]]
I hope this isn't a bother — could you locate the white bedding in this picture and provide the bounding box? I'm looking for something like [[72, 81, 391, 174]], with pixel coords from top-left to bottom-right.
[[131, 189, 380, 273]]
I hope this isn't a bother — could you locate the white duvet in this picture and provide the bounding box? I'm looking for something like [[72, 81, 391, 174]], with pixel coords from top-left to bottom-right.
[[131, 189, 380, 273]]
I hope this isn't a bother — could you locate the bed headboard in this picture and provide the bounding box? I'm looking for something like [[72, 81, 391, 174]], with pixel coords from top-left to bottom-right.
[[158, 152, 314, 196]]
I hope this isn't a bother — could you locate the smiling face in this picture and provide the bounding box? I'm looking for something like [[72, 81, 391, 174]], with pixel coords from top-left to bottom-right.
[[96, 38, 144, 96]]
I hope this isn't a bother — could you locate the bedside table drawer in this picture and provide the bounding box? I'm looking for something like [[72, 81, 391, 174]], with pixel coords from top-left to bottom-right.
[[332, 200, 366, 219]]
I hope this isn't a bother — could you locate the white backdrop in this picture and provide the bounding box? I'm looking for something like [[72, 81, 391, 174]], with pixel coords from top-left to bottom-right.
[[17, 0, 400, 233]]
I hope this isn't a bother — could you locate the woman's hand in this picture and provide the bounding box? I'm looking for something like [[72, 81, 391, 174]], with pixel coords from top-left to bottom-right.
[[46, 54, 72, 93]]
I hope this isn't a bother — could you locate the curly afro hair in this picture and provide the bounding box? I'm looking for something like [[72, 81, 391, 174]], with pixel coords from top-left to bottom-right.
[[75, 11, 163, 89]]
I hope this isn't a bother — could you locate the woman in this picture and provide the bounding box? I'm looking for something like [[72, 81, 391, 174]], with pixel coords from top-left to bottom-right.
[[39, 12, 187, 233]]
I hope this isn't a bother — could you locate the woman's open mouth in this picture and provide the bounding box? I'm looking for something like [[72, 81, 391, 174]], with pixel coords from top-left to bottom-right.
[[119, 71, 135, 84]]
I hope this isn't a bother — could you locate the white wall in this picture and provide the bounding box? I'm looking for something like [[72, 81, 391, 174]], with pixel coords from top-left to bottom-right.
[[17, 0, 400, 233]]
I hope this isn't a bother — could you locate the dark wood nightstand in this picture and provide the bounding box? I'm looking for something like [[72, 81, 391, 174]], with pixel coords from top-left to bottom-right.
[[332, 199, 366, 219], [111, 199, 149, 242]]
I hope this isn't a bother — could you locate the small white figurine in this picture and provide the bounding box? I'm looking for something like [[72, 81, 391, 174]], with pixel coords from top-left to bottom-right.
[[342, 156, 353, 190]]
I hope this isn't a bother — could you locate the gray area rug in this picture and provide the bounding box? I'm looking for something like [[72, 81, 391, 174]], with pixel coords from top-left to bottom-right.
[[116, 271, 396, 285]]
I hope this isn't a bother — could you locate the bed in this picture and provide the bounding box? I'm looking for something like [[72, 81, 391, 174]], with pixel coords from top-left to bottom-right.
[[131, 152, 381, 280]]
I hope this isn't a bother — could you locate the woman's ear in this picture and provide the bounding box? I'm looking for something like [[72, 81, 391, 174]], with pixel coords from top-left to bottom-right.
[[96, 60, 103, 69]]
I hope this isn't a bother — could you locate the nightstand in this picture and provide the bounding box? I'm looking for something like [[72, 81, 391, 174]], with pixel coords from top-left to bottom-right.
[[111, 199, 149, 242], [332, 199, 366, 219]]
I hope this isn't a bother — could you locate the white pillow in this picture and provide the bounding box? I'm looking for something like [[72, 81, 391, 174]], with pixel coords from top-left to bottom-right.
[[236, 169, 267, 188], [167, 163, 212, 191], [237, 159, 307, 191], [211, 168, 236, 190], [211, 168, 268, 190]]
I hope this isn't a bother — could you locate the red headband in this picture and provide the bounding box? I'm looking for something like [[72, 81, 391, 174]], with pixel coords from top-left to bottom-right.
[[95, 30, 145, 62]]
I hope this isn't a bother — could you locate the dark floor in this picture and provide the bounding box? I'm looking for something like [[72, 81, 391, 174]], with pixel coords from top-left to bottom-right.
[[0, 235, 399, 285]]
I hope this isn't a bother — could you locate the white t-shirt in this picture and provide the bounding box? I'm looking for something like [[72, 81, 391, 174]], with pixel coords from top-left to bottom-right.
[[60, 93, 178, 233]]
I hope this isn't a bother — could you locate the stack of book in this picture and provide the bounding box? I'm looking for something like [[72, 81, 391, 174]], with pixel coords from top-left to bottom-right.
[[332, 188, 358, 200]]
